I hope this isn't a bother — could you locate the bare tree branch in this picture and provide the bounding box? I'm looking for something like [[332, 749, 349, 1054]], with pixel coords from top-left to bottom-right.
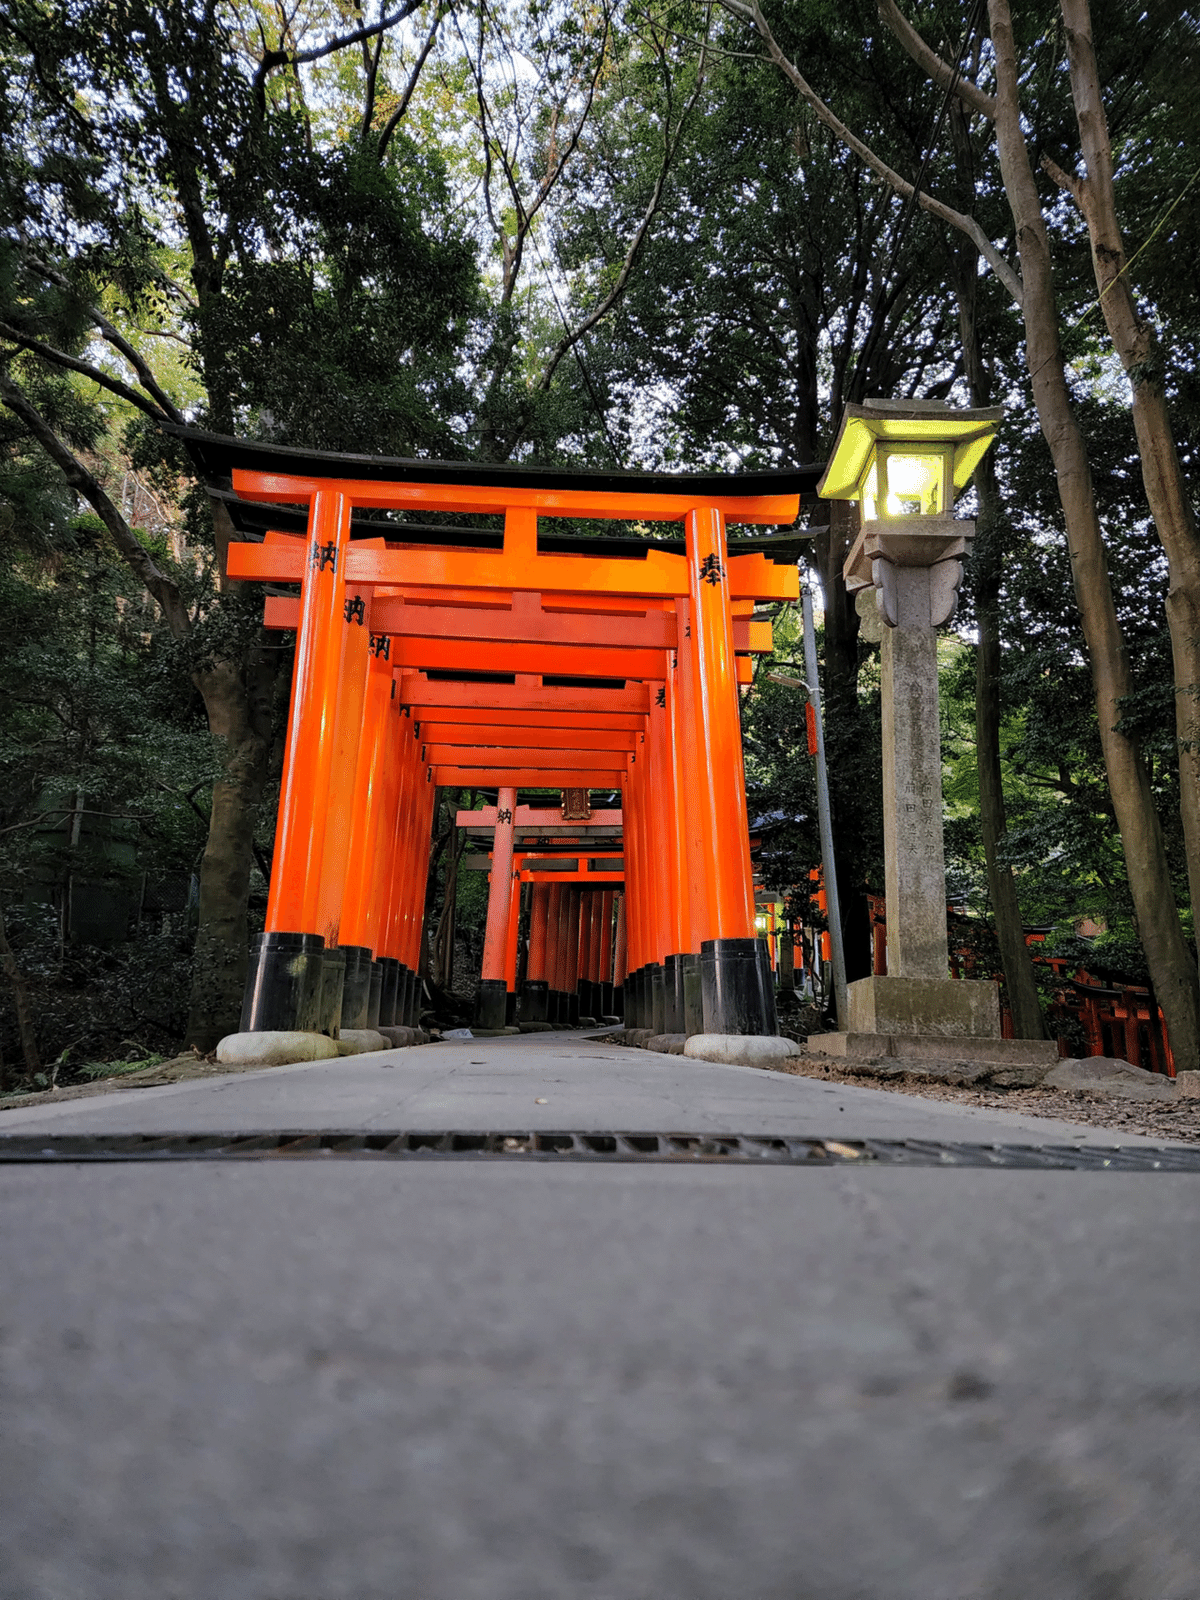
[[536, 19, 709, 389], [0, 323, 172, 423], [22, 259, 186, 424], [377, 7, 442, 160], [252, 0, 426, 101], [0, 372, 192, 640], [877, 0, 997, 119], [718, 0, 1024, 306]]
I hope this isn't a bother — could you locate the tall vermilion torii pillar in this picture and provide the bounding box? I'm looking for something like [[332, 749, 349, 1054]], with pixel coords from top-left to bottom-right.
[[685, 507, 776, 1037], [476, 786, 517, 1031], [337, 636, 397, 1029], [241, 489, 352, 1034], [522, 882, 551, 1025]]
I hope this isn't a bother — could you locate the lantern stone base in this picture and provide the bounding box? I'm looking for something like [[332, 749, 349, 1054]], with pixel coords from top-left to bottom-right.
[[845, 974, 1002, 1039], [803, 1030, 1059, 1068]]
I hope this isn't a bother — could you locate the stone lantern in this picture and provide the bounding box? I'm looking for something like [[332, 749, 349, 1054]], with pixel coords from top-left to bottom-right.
[[818, 399, 1005, 1045]]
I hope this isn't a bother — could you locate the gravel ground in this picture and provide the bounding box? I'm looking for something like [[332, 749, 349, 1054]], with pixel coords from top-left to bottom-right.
[[785, 1055, 1200, 1143]]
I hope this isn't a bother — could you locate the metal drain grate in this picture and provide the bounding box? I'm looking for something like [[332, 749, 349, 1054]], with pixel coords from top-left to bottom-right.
[[0, 1131, 1197, 1170]]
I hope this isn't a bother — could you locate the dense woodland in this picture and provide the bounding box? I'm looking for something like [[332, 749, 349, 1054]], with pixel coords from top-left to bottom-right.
[[0, 0, 1197, 1086]]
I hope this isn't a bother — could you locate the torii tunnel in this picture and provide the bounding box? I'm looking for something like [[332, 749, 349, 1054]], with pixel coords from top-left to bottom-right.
[[174, 427, 819, 1040]]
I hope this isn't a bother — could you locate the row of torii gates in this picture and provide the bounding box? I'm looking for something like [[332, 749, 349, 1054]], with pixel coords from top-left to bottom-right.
[[177, 428, 818, 1041]]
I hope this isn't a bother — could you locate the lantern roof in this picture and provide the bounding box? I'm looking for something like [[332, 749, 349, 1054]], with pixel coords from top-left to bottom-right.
[[817, 400, 1003, 502]]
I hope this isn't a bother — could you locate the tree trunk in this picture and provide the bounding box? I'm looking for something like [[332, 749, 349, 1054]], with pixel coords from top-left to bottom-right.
[[944, 127, 1047, 1040], [184, 646, 279, 1051], [972, 458, 1048, 1037], [1057, 0, 1200, 962], [988, 0, 1200, 1064], [0, 899, 41, 1080]]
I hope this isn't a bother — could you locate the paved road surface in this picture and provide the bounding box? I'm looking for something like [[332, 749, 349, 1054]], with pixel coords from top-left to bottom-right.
[[3, 1032, 1197, 1598]]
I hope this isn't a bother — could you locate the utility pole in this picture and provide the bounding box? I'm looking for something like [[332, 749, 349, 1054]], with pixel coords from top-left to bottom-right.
[[801, 579, 848, 1029]]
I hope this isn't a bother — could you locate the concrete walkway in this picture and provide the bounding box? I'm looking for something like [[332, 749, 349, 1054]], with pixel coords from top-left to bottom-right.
[[3, 1031, 1198, 1599], [0, 1027, 1180, 1144]]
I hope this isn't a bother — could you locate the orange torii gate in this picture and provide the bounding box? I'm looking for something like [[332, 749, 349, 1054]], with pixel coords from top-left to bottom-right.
[[174, 426, 814, 1041], [457, 803, 625, 1026]]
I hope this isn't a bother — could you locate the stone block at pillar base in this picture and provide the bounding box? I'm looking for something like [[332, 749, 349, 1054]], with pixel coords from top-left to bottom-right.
[[805, 1030, 1058, 1065], [335, 1029, 391, 1055], [847, 975, 1001, 1038], [375, 1025, 414, 1048], [802, 1028, 1060, 1087], [518, 1021, 554, 1033], [216, 1031, 339, 1068], [646, 1032, 688, 1055], [683, 1034, 802, 1068]]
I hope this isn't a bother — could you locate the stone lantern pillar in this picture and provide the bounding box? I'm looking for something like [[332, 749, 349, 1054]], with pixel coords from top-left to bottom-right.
[[819, 400, 1006, 1043]]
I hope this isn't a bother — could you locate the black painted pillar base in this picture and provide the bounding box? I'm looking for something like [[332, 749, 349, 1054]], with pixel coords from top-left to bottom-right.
[[367, 962, 384, 1028], [520, 980, 549, 1024], [393, 966, 408, 1028], [377, 957, 402, 1027], [476, 978, 508, 1031], [505, 989, 517, 1026], [598, 980, 614, 1019], [576, 978, 596, 1021], [339, 945, 373, 1031], [663, 955, 684, 1033], [612, 984, 624, 1019], [648, 963, 666, 1035], [318, 947, 346, 1037], [631, 967, 645, 1029], [680, 952, 703, 1036], [700, 938, 778, 1035], [568, 989, 580, 1026], [240, 931, 325, 1033]]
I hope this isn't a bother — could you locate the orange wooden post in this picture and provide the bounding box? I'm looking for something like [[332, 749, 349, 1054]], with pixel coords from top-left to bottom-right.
[[376, 713, 420, 1025], [649, 683, 683, 1032], [685, 506, 773, 1036], [310, 586, 372, 1032], [316, 590, 371, 946], [621, 755, 644, 1027], [630, 751, 656, 1030], [503, 869, 521, 1022], [243, 489, 351, 1033], [338, 637, 395, 1025], [477, 785, 517, 1029], [669, 614, 702, 1035], [612, 891, 627, 1016], [522, 883, 551, 1024], [596, 887, 615, 1019], [578, 889, 598, 1022], [563, 886, 582, 1025], [400, 769, 437, 1026], [545, 882, 565, 1024]]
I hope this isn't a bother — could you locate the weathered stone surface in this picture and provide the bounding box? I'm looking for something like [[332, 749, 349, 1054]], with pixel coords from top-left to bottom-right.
[[684, 1034, 802, 1068], [881, 619, 950, 978], [847, 975, 1001, 1039], [375, 1026, 413, 1049], [215, 1031, 339, 1068], [1044, 1058, 1177, 1101], [804, 1052, 1052, 1089], [645, 1033, 688, 1056], [335, 1030, 391, 1056], [806, 1031, 1058, 1067], [518, 1022, 554, 1033]]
